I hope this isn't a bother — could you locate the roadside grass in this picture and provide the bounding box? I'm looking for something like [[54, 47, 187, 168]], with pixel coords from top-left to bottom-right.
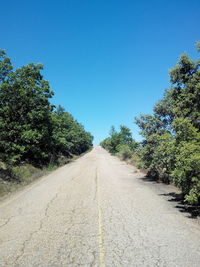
[[0, 164, 46, 198], [0, 161, 66, 199]]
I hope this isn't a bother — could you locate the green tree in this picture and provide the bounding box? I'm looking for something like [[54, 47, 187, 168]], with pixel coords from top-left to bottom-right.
[[0, 50, 13, 82], [136, 43, 200, 204], [51, 105, 93, 159], [135, 114, 170, 178], [101, 125, 137, 156], [171, 118, 200, 203], [0, 61, 54, 164], [0, 50, 93, 170]]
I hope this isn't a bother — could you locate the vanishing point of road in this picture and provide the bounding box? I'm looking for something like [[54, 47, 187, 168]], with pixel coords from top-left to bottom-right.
[[0, 147, 200, 266]]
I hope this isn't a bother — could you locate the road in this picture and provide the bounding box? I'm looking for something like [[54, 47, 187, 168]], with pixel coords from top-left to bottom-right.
[[0, 147, 200, 266]]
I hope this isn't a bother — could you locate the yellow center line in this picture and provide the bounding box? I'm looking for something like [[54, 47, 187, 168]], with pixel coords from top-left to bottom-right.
[[96, 168, 106, 267]]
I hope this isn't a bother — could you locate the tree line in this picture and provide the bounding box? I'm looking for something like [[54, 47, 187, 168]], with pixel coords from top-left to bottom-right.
[[101, 43, 200, 205], [0, 50, 93, 168]]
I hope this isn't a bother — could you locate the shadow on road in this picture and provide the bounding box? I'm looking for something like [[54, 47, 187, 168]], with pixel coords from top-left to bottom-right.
[[139, 175, 159, 183], [160, 192, 200, 219], [140, 175, 200, 219]]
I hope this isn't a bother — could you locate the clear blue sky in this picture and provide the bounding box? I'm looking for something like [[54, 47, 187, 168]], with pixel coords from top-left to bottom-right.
[[1, 0, 199, 144]]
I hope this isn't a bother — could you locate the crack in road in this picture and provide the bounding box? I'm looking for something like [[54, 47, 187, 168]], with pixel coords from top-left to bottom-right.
[[12, 192, 59, 265], [0, 216, 14, 228]]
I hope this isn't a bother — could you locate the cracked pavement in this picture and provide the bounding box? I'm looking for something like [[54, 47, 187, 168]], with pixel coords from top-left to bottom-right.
[[0, 147, 200, 266]]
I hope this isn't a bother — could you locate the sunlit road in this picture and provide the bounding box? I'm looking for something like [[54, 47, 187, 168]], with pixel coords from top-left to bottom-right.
[[0, 147, 200, 266]]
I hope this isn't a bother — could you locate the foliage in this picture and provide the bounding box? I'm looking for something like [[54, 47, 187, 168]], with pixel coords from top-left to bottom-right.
[[51, 105, 93, 159], [100, 125, 138, 159], [0, 50, 93, 169], [171, 118, 200, 203], [135, 43, 200, 204], [0, 61, 54, 164], [116, 144, 133, 160]]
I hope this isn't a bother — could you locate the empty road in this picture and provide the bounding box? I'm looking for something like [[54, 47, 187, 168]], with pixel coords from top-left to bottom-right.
[[0, 147, 200, 266]]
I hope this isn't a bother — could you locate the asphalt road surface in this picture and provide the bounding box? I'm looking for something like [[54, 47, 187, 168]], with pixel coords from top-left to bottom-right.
[[0, 147, 200, 266]]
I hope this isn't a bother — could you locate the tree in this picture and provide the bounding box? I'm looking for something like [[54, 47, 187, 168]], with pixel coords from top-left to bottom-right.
[[0, 60, 54, 164], [0, 50, 13, 82], [0, 49, 93, 170], [100, 125, 138, 157], [51, 105, 93, 159], [135, 43, 200, 204], [171, 118, 200, 203]]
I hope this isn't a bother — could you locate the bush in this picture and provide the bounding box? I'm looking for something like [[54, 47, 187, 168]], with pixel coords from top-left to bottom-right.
[[172, 141, 200, 204], [11, 164, 39, 183], [116, 144, 133, 160]]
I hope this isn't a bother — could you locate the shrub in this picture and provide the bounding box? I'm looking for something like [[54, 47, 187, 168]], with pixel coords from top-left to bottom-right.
[[116, 144, 133, 160]]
